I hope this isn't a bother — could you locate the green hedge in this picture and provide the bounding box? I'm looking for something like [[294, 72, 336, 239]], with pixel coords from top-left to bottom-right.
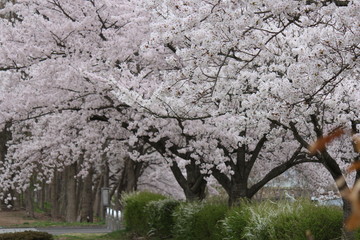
[[122, 193, 344, 240], [146, 199, 180, 238], [0, 231, 53, 240], [122, 191, 167, 235]]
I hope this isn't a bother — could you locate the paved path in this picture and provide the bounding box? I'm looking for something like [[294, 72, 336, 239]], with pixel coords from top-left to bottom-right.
[[0, 228, 38, 234], [0, 226, 112, 235], [37, 226, 112, 235]]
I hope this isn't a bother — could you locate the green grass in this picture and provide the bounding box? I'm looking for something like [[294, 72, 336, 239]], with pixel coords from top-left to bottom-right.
[[55, 231, 124, 240], [55, 233, 106, 240], [11, 220, 105, 228], [54, 230, 175, 240]]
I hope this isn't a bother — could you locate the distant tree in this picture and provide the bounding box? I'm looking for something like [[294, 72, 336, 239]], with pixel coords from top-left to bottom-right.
[[0, 0, 154, 220]]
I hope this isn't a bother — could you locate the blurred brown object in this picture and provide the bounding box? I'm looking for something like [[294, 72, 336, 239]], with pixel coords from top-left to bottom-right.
[[305, 230, 314, 240], [308, 127, 345, 154], [347, 162, 360, 172], [336, 171, 360, 230], [352, 135, 360, 153]]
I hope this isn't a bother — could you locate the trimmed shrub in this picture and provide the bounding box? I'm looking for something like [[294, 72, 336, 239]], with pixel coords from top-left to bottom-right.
[[122, 191, 167, 234], [0, 231, 53, 240], [145, 199, 180, 238], [172, 202, 228, 240]]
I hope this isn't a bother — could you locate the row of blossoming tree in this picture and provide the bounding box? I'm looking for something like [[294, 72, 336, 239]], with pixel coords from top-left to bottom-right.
[[0, 0, 359, 237]]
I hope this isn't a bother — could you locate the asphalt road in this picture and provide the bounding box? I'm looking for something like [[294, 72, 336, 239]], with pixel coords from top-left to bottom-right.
[[0, 226, 112, 235]]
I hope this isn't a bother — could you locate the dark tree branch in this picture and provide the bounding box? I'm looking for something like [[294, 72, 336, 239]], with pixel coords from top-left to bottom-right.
[[211, 167, 231, 195], [248, 146, 318, 197], [310, 114, 323, 137], [245, 135, 267, 177], [48, 0, 76, 22], [289, 122, 310, 149]]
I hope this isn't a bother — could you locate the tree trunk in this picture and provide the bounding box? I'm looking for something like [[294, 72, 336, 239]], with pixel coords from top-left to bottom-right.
[[25, 188, 35, 218], [92, 176, 102, 219], [113, 156, 143, 210], [342, 167, 360, 240], [41, 183, 45, 211], [98, 161, 109, 219], [182, 181, 207, 201], [170, 160, 207, 202], [0, 122, 12, 210], [65, 163, 78, 222], [342, 198, 355, 240], [50, 171, 60, 219], [79, 167, 94, 222], [59, 171, 67, 220], [228, 182, 249, 206], [143, 135, 207, 201], [289, 119, 355, 239], [0, 121, 11, 163]]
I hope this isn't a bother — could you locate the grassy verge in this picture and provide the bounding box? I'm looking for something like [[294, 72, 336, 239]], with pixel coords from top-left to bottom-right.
[[55, 233, 107, 240], [12, 220, 105, 228], [54, 230, 166, 240]]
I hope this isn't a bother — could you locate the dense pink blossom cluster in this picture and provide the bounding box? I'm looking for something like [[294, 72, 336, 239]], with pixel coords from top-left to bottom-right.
[[0, 0, 359, 201]]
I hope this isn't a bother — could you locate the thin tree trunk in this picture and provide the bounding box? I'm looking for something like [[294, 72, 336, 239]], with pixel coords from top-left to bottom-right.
[[65, 163, 78, 222], [111, 156, 144, 210], [93, 176, 103, 219], [25, 187, 35, 218], [114, 157, 137, 209], [0, 122, 12, 210], [79, 167, 94, 222], [39, 180, 46, 212], [342, 198, 354, 240], [343, 166, 360, 240], [59, 171, 67, 220], [100, 162, 109, 218], [50, 171, 60, 219], [0, 121, 11, 163]]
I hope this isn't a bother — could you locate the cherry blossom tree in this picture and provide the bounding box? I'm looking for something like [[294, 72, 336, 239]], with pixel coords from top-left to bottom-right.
[[1, 2, 359, 235], [114, 0, 359, 236], [0, 0, 159, 220], [111, 0, 338, 205], [0, 0, 206, 212]]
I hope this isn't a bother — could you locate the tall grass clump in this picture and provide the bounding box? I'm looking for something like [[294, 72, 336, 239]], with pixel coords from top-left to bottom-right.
[[222, 200, 342, 240], [172, 202, 204, 240], [269, 201, 342, 240], [241, 200, 285, 240], [221, 202, 252, 240], [145, 198, 180, 238], [122, 191, 167, 235], [192, 203, 228, 240], [172, 201, 228, 240]]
